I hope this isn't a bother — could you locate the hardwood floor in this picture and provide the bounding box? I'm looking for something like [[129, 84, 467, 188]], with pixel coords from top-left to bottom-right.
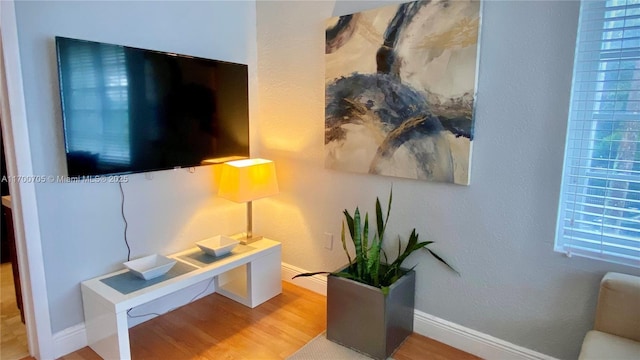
[[394, 334, 480, 360], [25, 281, 479, 360], [128, 281, 326, 359], [1, 262, 29, 360]]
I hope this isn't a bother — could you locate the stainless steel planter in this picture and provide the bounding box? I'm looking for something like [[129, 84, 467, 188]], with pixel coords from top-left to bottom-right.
[[326, 269, 415, 360]]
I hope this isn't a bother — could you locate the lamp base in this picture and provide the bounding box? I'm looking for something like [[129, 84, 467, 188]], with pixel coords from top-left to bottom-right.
[[232, 233, 263, 245]]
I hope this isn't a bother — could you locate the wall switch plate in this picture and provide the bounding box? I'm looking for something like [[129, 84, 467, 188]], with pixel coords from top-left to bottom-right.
[[324, 232, 333, 250]]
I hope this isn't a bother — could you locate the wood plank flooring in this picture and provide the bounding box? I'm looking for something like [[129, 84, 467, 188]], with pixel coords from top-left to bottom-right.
[[394, 333, 480, 360], [1, 262, 29, 360], [23, 281, 479, 360]]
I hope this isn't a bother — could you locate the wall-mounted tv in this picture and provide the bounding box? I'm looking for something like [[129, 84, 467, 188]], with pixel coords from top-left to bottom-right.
[[55, 36, 249, 178]]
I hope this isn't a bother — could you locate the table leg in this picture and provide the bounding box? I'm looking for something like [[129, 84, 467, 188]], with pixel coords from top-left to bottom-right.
[[247, 249, 282, 307], [82, 285, 131, 359]]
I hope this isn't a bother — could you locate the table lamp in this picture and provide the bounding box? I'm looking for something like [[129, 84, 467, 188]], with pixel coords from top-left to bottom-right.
[[218, 158, 279, 244]]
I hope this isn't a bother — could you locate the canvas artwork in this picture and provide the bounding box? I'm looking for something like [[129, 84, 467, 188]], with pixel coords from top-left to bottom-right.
[[325, 0, 481, 185]]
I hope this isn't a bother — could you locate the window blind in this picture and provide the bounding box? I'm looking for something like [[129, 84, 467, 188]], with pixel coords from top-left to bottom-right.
[[556, 0, 640, 267]]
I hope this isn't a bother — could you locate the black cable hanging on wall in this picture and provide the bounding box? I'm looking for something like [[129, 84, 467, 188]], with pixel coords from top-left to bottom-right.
[[118, 181, 131, 262]]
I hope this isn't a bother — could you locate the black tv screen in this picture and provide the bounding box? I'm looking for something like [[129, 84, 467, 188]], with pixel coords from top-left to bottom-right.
[[55, 36, 249, 177]]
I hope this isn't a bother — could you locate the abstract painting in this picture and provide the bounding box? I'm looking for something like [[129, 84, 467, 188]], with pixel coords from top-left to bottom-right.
[[325, 0, 481, 185]]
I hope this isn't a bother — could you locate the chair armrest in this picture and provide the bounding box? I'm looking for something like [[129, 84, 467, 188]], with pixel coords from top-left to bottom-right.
[[594, 272, 640, 342]]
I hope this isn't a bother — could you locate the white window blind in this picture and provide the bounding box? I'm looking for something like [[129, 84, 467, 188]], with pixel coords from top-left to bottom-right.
[[556, 0, 640, 268]]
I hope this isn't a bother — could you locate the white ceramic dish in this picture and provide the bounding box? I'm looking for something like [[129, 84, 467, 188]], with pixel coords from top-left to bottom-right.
[[196, 235, 239, 257], [124, 254, 177, 280]]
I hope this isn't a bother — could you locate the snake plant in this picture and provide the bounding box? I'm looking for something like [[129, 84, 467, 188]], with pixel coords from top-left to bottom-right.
[[294, 189, 457, 295]]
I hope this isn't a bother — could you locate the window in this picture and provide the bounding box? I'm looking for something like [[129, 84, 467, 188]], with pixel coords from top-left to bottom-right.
[[556, 0, 640, 267]]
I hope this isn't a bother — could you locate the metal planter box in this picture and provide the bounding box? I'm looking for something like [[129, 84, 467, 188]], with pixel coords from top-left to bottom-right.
[[326, 269, 415, 360]]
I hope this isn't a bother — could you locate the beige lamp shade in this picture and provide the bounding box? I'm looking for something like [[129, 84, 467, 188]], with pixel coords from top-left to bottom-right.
[[218, 158, 279, 203]]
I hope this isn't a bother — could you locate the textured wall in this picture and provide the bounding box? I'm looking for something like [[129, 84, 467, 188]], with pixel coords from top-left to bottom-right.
[[255, 1, 640, 359], [14, 0, 257, 333]]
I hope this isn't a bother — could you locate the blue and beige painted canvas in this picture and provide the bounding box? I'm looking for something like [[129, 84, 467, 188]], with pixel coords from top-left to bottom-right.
[[325, 0, 481, 185]]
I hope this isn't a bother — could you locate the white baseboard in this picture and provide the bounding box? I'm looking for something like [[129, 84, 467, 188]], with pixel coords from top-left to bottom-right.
[[52, 323, 86, 359], [281, 262, 328, 296], [53, 263, 557, 360], [413, 310, 559, 360]]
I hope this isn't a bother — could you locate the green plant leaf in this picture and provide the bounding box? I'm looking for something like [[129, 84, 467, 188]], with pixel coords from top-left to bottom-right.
[[376, 197, 384, 240], [340, 221, 353, 266], [370, 236, 381, 286], [375, 188, 393, 246], [391, 231, 432, 269], [343, 209, 355, 241], [407, 228, 418, 250], [363, 212, 369, 262], [381, 286, 390, 296], [425, 248, 460, 276], [385, 188, 392, 232], [382, 265, 397, 285], [292, 271, 331, 279], [353, 208, 364, 278]]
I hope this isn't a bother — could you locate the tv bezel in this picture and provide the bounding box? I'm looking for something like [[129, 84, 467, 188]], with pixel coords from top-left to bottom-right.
[[55, 36, 250, 179]]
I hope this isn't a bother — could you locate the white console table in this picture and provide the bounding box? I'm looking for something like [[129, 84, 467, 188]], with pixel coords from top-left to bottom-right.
[[81, 238, 281, 360]]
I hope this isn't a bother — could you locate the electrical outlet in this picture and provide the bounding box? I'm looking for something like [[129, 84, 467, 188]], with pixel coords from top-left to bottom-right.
[[324, 232, 333, 250]]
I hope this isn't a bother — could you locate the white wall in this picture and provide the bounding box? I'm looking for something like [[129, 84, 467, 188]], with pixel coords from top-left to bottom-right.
[[255, 1, 640, 359], [14, 0, 257, 333]]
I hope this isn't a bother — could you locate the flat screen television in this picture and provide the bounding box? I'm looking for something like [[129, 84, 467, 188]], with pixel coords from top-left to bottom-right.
[[55, 36, 249, 178]]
